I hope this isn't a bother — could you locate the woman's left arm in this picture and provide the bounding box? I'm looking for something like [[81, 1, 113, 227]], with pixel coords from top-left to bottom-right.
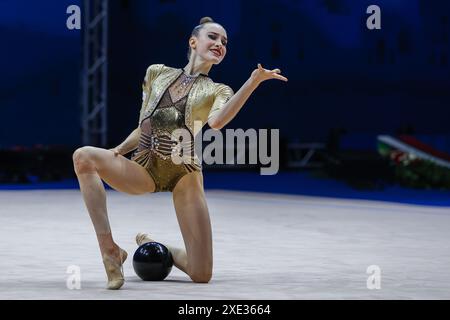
[[208, 63, 288, 130]]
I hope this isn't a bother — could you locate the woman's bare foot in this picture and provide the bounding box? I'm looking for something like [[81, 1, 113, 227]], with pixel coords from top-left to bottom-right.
[[101, 245, 128, 290], [136, 232, 155, 246]]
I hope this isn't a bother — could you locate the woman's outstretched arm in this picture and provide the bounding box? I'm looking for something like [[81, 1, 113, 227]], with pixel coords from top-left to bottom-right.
[[208, 63, 288, 130], [110, 127, 141, 156]]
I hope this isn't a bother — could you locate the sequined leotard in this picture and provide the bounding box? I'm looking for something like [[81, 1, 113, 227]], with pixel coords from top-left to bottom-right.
[[131, 71, 205, 192]]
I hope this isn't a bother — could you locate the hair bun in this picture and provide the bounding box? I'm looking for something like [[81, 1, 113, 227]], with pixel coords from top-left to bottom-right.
[[199, 16, 214, 24]]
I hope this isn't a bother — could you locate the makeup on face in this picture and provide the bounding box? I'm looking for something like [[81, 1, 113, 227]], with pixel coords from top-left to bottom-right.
[[205, 30, 227, 59]]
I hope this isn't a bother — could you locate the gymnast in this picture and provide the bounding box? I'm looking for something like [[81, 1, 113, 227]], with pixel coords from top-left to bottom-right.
[[73, 16, 288, 289]]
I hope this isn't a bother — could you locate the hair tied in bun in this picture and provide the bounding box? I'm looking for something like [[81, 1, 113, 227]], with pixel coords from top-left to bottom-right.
[[199, 17, 214, 24]]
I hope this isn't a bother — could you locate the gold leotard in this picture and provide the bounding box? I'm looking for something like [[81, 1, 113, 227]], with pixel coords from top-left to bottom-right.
[[131, 64, 234, 192], [131, 71, 204, 192]]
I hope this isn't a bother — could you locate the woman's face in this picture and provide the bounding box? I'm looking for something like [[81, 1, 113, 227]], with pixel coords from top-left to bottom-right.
[[191, 23, 228, 64]]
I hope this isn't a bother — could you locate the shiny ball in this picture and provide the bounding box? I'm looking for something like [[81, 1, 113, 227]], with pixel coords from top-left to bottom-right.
[[132, 242, 174, 281]]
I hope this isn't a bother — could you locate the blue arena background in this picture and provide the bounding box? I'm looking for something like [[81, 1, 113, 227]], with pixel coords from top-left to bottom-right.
[[1, 0, 449, 205]]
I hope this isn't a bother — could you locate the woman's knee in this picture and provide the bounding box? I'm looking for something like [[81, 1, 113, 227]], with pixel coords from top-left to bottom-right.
[[73, 146, 96, 173], [187, 259, 213, 283], [189, 268, 212, 283]]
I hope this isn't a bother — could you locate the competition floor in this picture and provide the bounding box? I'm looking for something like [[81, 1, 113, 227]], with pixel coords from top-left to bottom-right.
[[1, 189, 449, 299]]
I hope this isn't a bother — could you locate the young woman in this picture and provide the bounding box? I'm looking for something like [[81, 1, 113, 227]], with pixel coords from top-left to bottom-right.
[[73, 17, 288, 289]]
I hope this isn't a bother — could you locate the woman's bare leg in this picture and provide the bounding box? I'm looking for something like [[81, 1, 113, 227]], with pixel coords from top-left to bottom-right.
[[73, 146, 156, 287], [137, 171, 212, 283]]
